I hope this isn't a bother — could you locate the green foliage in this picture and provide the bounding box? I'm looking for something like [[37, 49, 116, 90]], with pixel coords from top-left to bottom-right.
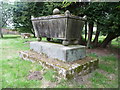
[[1, 35, 42, 88], [1, 2, 13, 28], [99, 3, 120, 36], [56, 84, 69, 88], [2, 58, 42, 88], [3, 2, 119, 48], [13, 2, 64, 34], [99, 64, 115, 73], [90, 71, 109, 88], [62, 2, 120, 47], [72, 2, 120, 36], [100, 54, 117, 62], [0, 35, 36, 59], [63, 2, 119, 36], [13, 2, 35, 33], [111, 37, 120, 48], [43, 69, 56, 82], [87, 53, 97, 58], [99, 55, 118, 73], [90, 71, 118, 88]]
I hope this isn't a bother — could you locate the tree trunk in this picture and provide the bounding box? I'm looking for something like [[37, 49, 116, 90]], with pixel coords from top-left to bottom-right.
[[31, 29, 35, 37], [87, 21, 94, 48], [79, 35, 86, 45], [100, 33, 119, 48], [31, 32, 35, 38], [93, 24, 100, 47], [79, 26, 86, 45], [0, 28, 3, 38], [85, 21, 87, 41], [108, 41, 112, 47]]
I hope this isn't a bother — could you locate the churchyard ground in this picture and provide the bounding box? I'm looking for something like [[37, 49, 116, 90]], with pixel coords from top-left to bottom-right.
[[0, 35, 119, 88]]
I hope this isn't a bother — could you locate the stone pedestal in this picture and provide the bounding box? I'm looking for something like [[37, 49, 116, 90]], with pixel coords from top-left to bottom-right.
[[19, 50, 99, 79], [30, 41, 86, 62], [19, 41, 99, 79]]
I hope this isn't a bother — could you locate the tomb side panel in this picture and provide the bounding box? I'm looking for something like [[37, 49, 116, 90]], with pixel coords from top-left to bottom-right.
[[66, 18, 85, 40]]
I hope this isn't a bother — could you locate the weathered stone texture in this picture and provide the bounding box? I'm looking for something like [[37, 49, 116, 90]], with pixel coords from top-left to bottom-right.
[[31, 14, 85, 45], [30, 41, 86, 62], [19, 50, 99, 79]]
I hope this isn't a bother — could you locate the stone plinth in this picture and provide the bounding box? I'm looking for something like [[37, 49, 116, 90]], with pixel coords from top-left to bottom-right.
[[19, 50, 99, 79], [30, 42, 86, 62]]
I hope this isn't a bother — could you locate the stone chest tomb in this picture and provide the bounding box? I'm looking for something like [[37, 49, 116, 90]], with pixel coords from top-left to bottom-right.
[[19, 8, 99, 79], [31, 9, 85, 45]]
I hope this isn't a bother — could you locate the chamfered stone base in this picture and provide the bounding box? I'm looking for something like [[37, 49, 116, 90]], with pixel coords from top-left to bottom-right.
[[19, 50, 99, 79], [30, 41, 86, 62]]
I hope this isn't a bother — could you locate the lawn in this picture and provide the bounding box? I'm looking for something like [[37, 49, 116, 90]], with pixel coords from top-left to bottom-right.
[[1, 35, 119, 88]]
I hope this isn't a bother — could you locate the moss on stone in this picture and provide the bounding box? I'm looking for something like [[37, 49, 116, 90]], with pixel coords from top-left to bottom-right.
[[66, 74, 73, 79], [74, 65, 83, 73], [20, 51, 99, 79]]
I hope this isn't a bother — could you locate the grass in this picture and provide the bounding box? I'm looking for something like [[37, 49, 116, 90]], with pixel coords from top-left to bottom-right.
[[99, 55, 118, 74], [99, 64, 115, 73], [87, 53, 118, 74], [90, 71, 113, 88], [1, 35, 43, 88], [1, 35, 35, 59], [90, 70, 118, 88], [100, 55, 118, 61], [111, 37, 120, 48], [87, 53, 98, 58], [55, 77, 86, 88], [43, 69, 56, 82], [2, 58, 43, 88], [1, 34, 119, 88], [87, 53, 118, 88]]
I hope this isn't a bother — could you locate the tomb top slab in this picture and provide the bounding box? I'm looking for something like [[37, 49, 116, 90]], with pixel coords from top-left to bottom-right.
[[31, 14, 86, 21], [30, 41, 86, 62]]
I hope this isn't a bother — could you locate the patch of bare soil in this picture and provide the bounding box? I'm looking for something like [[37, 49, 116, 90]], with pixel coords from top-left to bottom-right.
[[41, 79, 57, 88], [27, 70, 57, 88], [86, 47, 120, 59], [97, 69, 116, 81], [27, 71, 43, 80], [72, 73, 93, 88]]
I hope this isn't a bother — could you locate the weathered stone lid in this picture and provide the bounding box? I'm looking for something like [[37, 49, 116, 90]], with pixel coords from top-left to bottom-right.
[[31, 14, 86, 21], [31, 9, 86, 21]]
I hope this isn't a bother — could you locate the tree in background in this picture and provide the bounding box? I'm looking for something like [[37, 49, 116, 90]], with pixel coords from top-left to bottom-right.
[[13, 2, 63, 37], [0, 2, 13, 38], [63, 2, 120, 48], [13, 2, 37, 37], [0, 2, 3, 38], [98, 3, 120, 48], [12, 2, 120, 48]]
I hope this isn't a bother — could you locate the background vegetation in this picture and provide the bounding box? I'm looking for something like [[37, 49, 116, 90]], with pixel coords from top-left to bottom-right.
[[1, 2, 120, 48], [1, 1, 119, 88]]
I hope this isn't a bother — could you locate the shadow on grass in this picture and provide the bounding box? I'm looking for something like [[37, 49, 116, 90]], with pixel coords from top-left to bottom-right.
[[1, 35, 21, 39]]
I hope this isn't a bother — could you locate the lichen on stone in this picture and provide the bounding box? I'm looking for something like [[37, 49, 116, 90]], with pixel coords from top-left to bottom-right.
[[19, 51, 99, 79]]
